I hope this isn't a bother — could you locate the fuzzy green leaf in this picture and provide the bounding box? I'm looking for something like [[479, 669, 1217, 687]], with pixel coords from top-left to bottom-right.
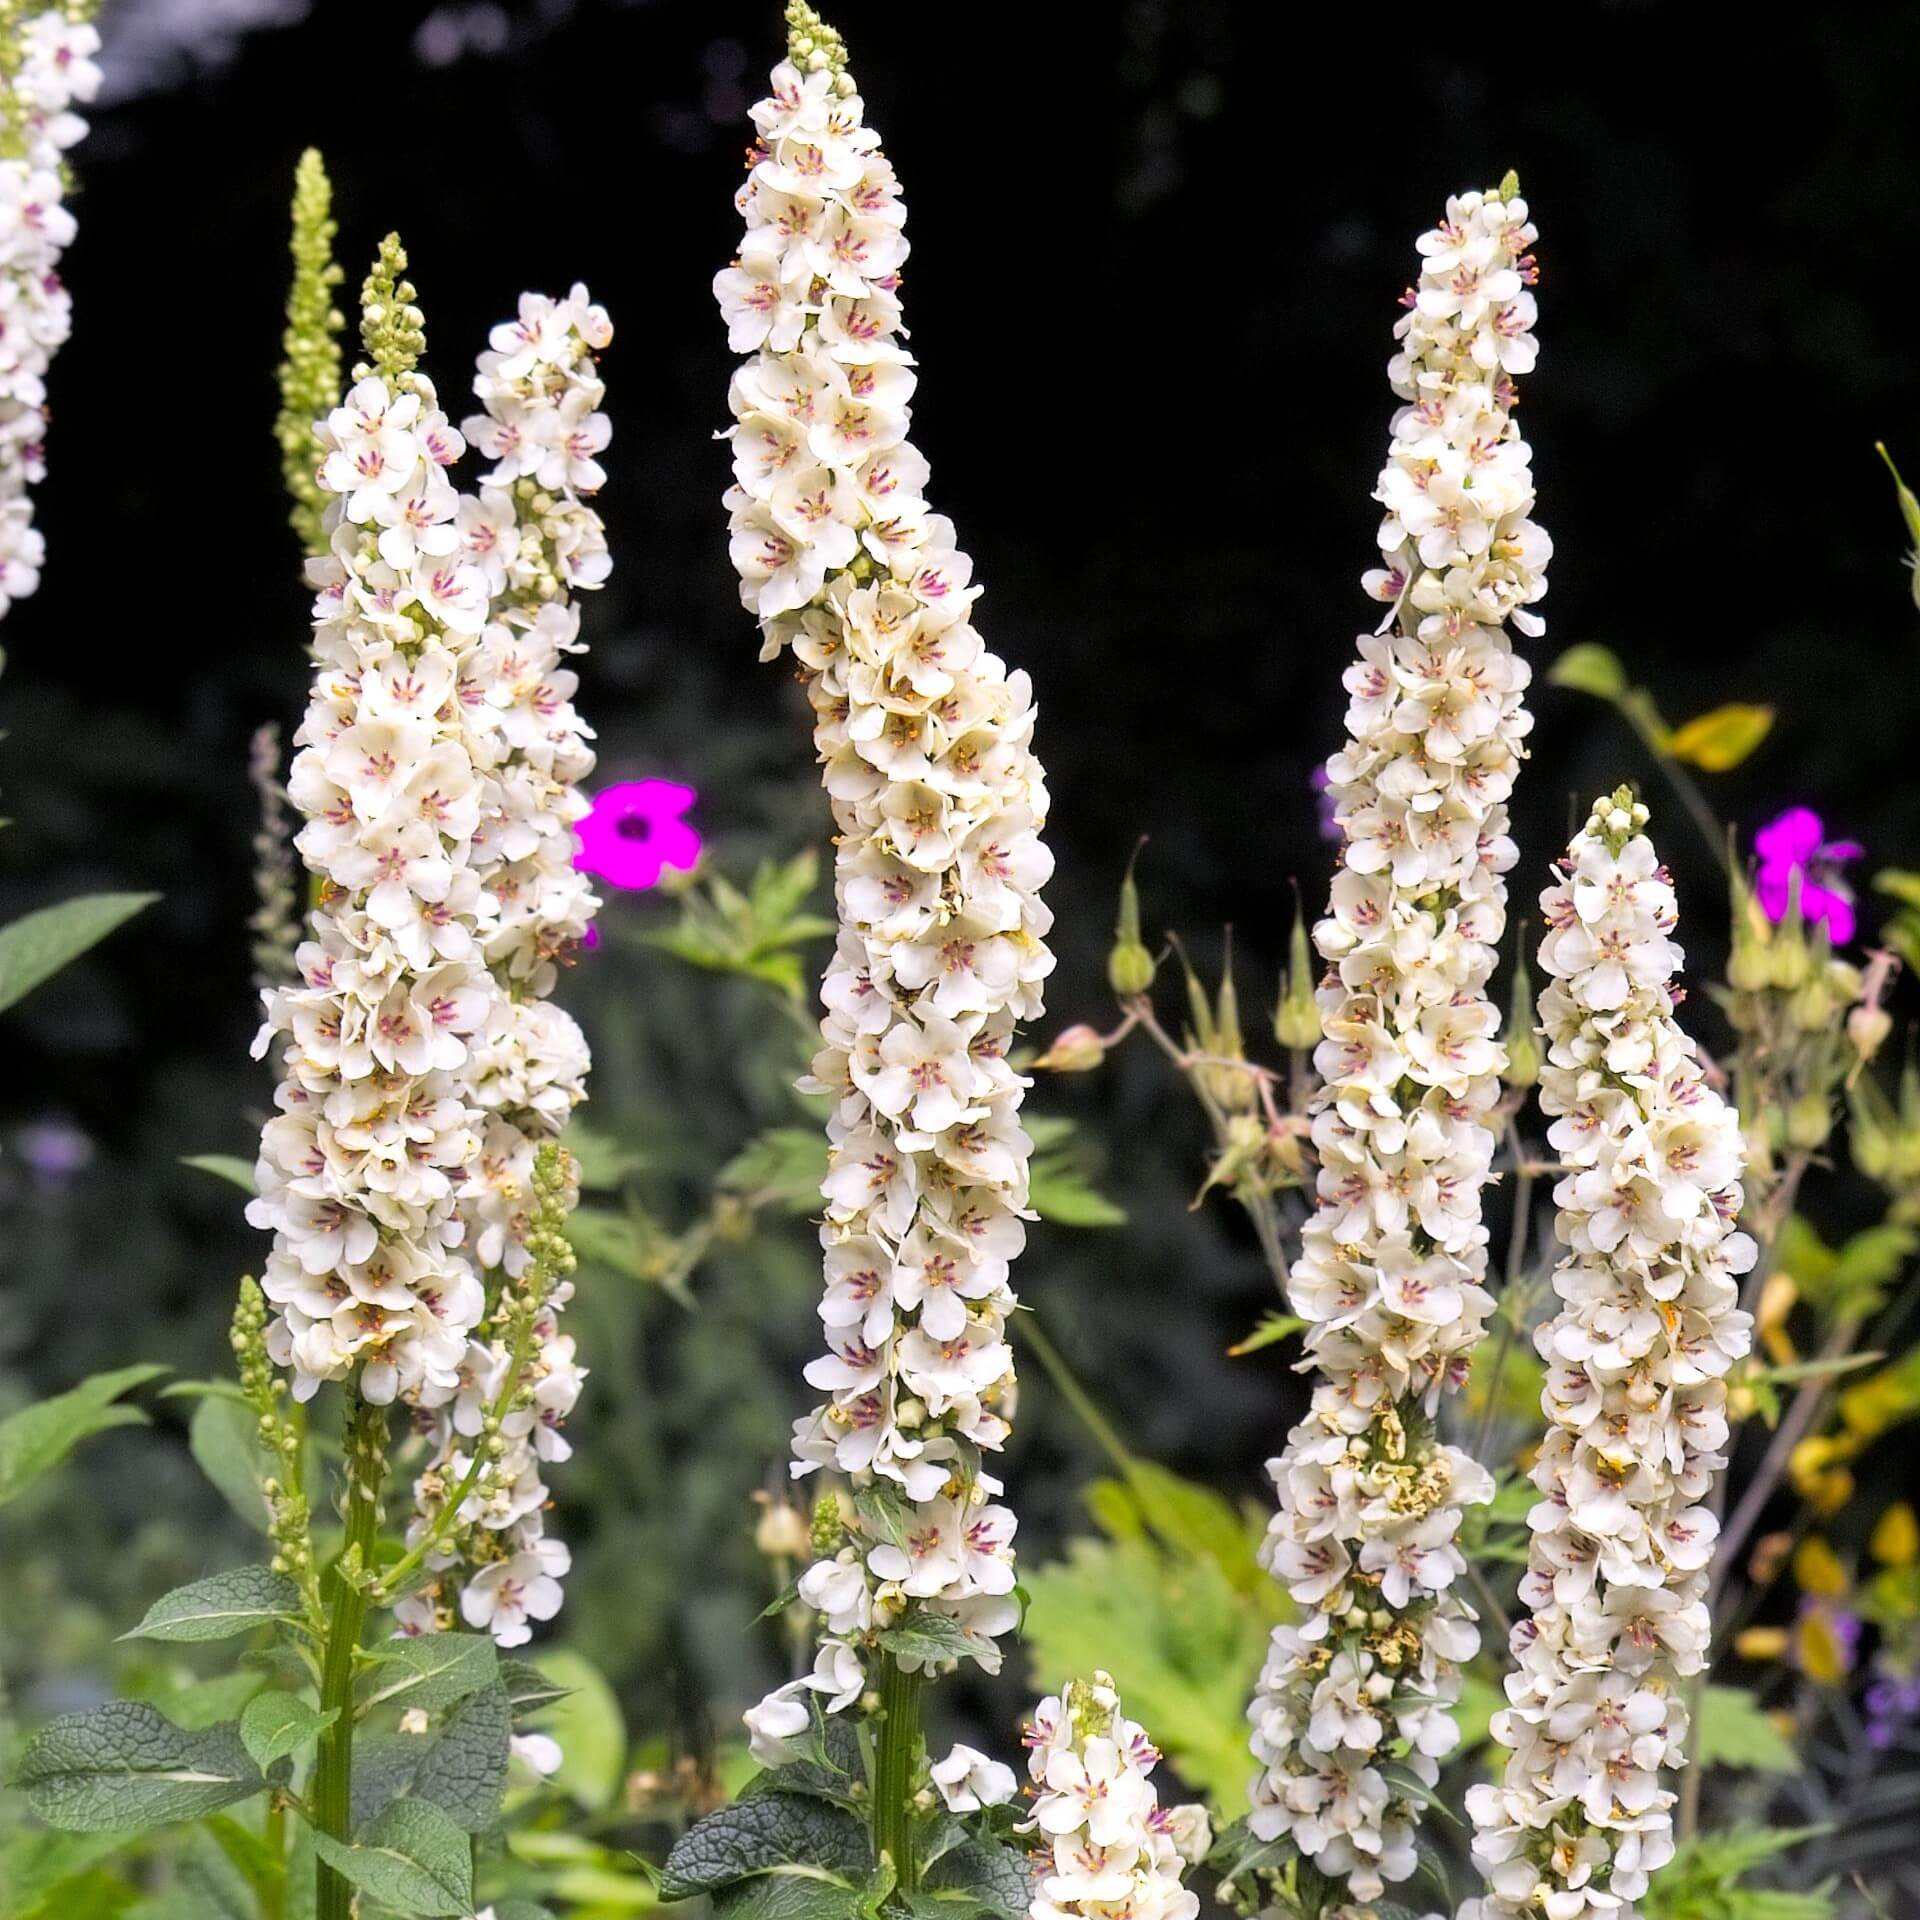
[[919, 1839, 1031, 1920], [180, 1153, 258, 1193], [12, 1702, 267, 1831], [409, 1682, 512, 1831], [1696, 1686, 1801, 1775], [238, 1692, 336, 1770], [360, 1633, 499, 1715], [123, 1566, 302, 1643], [531, 1649, 626, 1812], [1547, 642, 1628, 700], [874, 1610, 978, 1665], [311, 1798, 473, 1916], [661, 1791, 872, 1899], [187, 1394, 272, 1532]]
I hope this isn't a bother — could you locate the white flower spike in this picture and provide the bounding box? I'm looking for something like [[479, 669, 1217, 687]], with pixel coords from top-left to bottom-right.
[[1463, 790, 1755, 1920], [719, 3, 1054, 1745], [1247, 179, 1548, 1904]]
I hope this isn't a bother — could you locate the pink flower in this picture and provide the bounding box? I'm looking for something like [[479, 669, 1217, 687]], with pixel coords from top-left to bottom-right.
[[1754, 806, 1862, 945], [574, 780, 702, 891]]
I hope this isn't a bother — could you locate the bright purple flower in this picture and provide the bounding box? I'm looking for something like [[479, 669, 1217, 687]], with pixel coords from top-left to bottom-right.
[[1754, 806, 1862, 945], [574, 780, 702, 892]]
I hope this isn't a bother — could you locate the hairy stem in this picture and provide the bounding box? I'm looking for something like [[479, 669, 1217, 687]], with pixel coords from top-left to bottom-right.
[[313, 1385, 390, 1920], [872, 1654, 923, 1892]]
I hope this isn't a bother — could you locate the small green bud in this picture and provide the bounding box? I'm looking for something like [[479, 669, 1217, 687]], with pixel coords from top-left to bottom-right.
[[1786, 1092, 1833, 1150], [1108, 851, 1155, 996], [809, 1490, 846, 1558], [1274, 903, 1321, 1050], [1500, 955, 1541, 1089]]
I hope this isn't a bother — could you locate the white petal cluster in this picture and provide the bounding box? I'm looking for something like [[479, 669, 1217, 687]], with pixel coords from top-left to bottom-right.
[[1463, 794, 1755, 1920], [1247, 184, 1545, 1903], [0, 5, 101, 618], [720, 22, 1053, 1751], [396, 287, 614, 1646], [249, 358, 499, 1408], [1023, 1673, 1207, 1920]]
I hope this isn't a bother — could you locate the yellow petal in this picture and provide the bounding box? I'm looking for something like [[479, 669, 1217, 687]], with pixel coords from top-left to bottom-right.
[[1871, 1502, 1920, 1568], [1665, 702, 1776, 772], [1793, 1536, 1850, 1598]]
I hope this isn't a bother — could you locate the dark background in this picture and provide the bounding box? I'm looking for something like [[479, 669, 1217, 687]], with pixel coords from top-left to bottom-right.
[[4, 0, 1920, 1752]]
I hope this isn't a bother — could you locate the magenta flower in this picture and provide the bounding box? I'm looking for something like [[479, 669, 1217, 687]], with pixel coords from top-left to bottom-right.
[[1311, 760, 1341, 843], [574, 780, 702, 892], [1754, 806, 1862, 945]]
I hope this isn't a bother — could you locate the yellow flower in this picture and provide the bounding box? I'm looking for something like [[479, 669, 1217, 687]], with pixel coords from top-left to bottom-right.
[[1794, 1607, 1852, 1685], [1793, 1536, 1849, 1598], [1733, 1626, 1789, 1661], [1757, 1271, 1800, 1366], [1872, 1502, 1920, 1568]]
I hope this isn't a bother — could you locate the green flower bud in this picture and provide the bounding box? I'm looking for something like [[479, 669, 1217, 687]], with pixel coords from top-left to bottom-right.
[[1500, 954, 1541, 1089], [1274, 904, 1321, 1050], [1108, 853, 1155, 996], [1786, 1092, 1833, 1150]]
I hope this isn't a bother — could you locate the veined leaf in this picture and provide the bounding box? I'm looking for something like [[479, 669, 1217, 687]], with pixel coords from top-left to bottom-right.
[[12, 1702, 268, 1831], [311, 1798, 473, 1917], [0, 1363, 167, 1509], [0, 891, 158, 1013], [123, 1565, 302, 1643]]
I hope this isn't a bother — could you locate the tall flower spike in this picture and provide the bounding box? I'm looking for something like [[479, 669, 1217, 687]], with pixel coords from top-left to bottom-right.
[[394, 284, 613, 1646], [0, 1, 102, 620], [718, 17, 1055, 1753], [1464, 790, 1755, 1920], [276, 147, 345, 553], [1021, 1674, 1209, 1920], [1246, 181, 1547, 1903], [247, 242, 498, 1410]]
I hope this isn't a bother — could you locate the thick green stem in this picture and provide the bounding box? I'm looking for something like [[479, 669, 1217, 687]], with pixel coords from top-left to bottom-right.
[[313, 1386, 390, 1920], [872, 1654, 923, 1893]]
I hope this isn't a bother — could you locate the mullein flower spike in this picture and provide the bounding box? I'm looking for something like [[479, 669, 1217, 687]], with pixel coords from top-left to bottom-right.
[[0, 1, 100, 618], [250, 237, 612, 1646], [1247, 181, 1547, 1903], [718, 6, 1055, 1754], [277, 147, 345, 553], [1462, 792, 1755, 1920]]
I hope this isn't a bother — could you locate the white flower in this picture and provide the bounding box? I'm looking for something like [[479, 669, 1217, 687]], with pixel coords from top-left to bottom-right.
[[459, 1537, 571, 1648], [1249, 180, 1543, 1901], [396, 286, 614, 1649], [930, 1743, 1016, 1812], [1022, 1675, 1198, 1920], [1468, 794, 1754, 1920], [0, 7, 97, 623], [721, 18, 1050, 1737]]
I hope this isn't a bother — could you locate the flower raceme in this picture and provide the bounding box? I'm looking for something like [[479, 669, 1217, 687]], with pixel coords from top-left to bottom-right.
[[718, 6, 1055, 1754], [1246, 181, 1547, 1903], [1463, 792, 1755, 1920], [248, 250, 611, 1645], [0, 1, 101, 619], [1019, 1674, 1208, 1920]]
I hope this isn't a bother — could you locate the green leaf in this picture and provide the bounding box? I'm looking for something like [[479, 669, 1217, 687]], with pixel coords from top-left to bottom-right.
[[311, 1798, 474, 1917], [660, 1792, 872, 1899], [500, 1657, 573, 1715], [409, 1682, 512, 1831], [1665, 702, 1775, 772], [361, 1633, 499, 1715], [874, 1610, 979, 1665], [179, 1154, 257, 1194], [1874, 867, 1920, 911], [1547, 642, 1628, 700], [0, 1363, 166, 1509], [123, 1565, 302, 1643], [349, 1731, 430, 1831], [0, 1829, 141, 1914], [853, 1480, 911, 1552], [531, 1649, 626, 1812], [1695, 1685, 1800, 1775], [11, 1702, 268, 1831], [719, 1126, 830, 1212], [186, 1395, 273, 1532], [1027, 1157, 1126, 1227], [919, 1840, 1031, 1920], [713, 1875, 874, 1920], [238, 1692, 336, 1770], [1226, 1312, 1304, 1357], [0, 891, 158, 1013], [174, 1826, 259, 1920]]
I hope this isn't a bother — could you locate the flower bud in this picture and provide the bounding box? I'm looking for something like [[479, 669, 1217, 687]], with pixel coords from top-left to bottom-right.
[[1786, 1092, 1833, 1149], [1849, 1002, 1893, 1065], [755, 1497, 810, 1561], [1500, 955, 1541, 1088], [1108, 858, 1155, 996], [1789, 975, 1836, 1031], [1273, 907, 1321, 1050], [1034, 1023, 1106, 1073]]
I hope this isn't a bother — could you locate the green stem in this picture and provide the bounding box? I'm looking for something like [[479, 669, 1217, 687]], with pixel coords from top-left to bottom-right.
[[1616, 694, 1730, 877], [264, 1795, 286, 1920], [872, 1654, 923, 1893], [313, 1385, 390, 1920], [1021, 1310, 1135, 1480]]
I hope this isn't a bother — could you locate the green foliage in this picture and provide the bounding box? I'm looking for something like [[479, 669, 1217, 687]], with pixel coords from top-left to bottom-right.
[[12, 1702, 270, 1831], [874, 1610, 977, 1665], [0, 891, 158, 1014], [645, 850, 835, 1001], [406, 1683, 513, 1831], [1547, 641, 1629, 699], [529, 1649, 627, 1813], [237, 1692, 336, 1770], [1695, 1687, 1801, 1775], [311, 1797, 474, 1916], [914, 1839, 1031, 1920], [0, 1363, 167, 1509], [360, 1633, 500, 1715], [660, 1790, 873, 1900], [178, 1154, 256, 1194], [1023, 1465, 1279, 1804], [186, 1394, 273, 1533], [1776, 1213, 1916, 1319], [721, 1125, 834, 1212], [1025, 1114, 1126, 1227], [121, 1566, 302, 1644], [1642, 1826, 1833, 1920]]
